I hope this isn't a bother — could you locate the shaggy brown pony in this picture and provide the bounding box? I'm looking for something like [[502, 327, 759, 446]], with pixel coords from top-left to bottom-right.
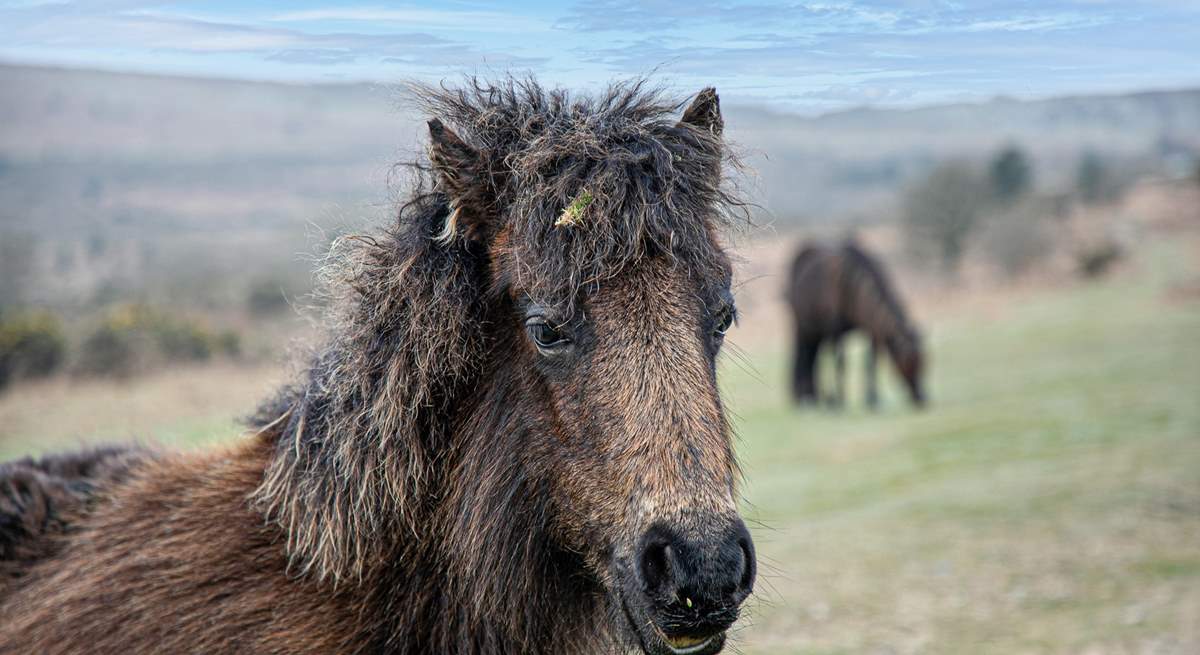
[[0, 79, 755, 655], [786, 239, 926, 409]]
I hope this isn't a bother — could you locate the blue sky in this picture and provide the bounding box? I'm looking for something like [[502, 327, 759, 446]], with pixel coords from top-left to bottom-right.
[[2, 0, 1198, 113]]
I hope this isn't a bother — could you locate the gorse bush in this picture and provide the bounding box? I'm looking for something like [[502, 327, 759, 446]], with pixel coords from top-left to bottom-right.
[[0, 310, 67, 390], [156, 320, 214, 361], [78, 321, 138, 378], [76, 304, 240, 378]]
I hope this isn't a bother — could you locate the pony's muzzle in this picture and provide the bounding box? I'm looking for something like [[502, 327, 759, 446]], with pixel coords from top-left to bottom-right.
[[628, 517, 755, 654]]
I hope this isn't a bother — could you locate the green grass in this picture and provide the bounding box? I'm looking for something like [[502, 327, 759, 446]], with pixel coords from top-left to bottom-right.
[[724, 244, 1200, 653]]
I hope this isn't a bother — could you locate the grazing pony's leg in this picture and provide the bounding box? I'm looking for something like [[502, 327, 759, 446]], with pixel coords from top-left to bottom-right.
[[830, 336, 846, 410], [791, 330, 820, 405], [865, 337, 880, 410]]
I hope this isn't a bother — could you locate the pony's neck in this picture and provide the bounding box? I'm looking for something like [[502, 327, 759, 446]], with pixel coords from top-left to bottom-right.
[[847, 273, 907, 343], [416, 346, 615, 653]]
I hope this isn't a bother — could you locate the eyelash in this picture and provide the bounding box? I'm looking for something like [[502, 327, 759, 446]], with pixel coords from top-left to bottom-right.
[[524, 316, 571, 352], [713, 307, 735, 338]]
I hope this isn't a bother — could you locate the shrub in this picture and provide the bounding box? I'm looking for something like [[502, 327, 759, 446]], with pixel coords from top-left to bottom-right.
[[988, 145, 1033, 205], [902, 162, 990, 274], [155, 321, 213, 362], [1077, 241, 1123, 279], [1076, 151, 1124, 206], [76, 304, 241, 378], [246, 279, 292, 316], [0, 311, 67, 389], [0, 231, 36, 311], [77, 321, 139, 378], [979, 204, 1054, 278], [214, 330, 241, 358]]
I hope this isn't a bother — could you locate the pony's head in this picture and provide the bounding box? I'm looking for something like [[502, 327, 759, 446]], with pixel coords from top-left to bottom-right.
[[255, 79, 754, 655], [426, 81, 754, 654], [888, 326, 926, 407]]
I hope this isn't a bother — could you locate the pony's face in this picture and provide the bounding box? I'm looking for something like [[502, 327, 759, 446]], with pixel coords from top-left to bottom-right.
[[889, 331, 927, 407], [511, 257, 752, 655], [427, 87, 754, 655]]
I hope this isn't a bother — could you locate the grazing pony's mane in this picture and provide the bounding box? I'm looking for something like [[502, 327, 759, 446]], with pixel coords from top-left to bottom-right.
[[249, 76, 746, 606], [841, 240, 915, 337]]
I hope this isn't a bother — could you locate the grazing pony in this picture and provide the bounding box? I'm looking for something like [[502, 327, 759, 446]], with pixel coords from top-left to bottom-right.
[[0, 80, 755, 655], [786, 240, 926, 409]]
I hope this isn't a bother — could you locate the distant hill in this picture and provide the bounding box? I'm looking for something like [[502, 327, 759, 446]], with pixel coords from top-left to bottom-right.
[[0, 65, 416, 306], [728, 88, 1200, 221], [2, 63, 1197, 305]]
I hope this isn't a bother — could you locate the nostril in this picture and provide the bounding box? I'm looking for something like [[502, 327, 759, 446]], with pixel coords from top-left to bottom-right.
[[639, 541, 673, 592], [737, 535, 756, 595]]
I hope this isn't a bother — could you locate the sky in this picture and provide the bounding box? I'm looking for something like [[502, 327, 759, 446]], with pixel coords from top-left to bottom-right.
[[2, 0, 1198, 113]]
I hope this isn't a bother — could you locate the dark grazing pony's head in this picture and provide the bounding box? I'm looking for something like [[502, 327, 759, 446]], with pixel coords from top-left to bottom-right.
[[254, 79, 754, 655], [887, 325, 926, 407]]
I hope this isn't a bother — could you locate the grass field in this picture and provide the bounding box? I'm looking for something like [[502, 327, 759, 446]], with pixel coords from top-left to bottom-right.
[[1, 222, 1197, 653], [726, 237, 1200, 654]]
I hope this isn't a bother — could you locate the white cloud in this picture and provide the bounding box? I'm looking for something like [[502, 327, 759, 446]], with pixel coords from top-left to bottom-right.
[[270, 6, 548, 33], [1, 3, 547, 68]]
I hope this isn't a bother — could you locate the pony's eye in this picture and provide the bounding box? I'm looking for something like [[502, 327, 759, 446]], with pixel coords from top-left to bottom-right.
[[713, 308, 735, 338], [525, 317, 570, 351]]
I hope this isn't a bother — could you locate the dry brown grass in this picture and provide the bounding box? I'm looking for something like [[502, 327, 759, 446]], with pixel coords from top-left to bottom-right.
[[0, 362, 283, 458]]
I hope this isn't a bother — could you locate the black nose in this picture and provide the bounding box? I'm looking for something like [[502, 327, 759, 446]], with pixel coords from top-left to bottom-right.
[[635, 518, 755, 629]]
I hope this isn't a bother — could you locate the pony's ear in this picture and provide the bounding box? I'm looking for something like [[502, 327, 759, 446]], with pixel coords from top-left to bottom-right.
[[679, 87, 723, 136], [428, 118, 490, 242]]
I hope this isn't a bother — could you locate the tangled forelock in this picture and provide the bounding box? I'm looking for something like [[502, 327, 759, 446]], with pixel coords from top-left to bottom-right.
[[410, 76, 748, 305]]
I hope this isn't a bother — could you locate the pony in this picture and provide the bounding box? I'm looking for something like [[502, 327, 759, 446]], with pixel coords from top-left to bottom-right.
[[0, 78, 755, 655], [786, 239, 926, 409]]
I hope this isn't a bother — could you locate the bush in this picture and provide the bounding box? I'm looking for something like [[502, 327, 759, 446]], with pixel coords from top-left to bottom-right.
[[1077, 241, 1123, 279], [0, 311, 67, 389], [0, 311, 66, 388], [989, 146, 1033, 205], [1076, 151, 1123, 206], [155, 321, 213, 361], [77, 321, 139, 378], [902, 162, 990, 274], [214, 330, 241, 358], [76, 304, 241, 378], [979, 204, 1054, 278], [0, 231, 36, 311], [246, 279, 292, 316]]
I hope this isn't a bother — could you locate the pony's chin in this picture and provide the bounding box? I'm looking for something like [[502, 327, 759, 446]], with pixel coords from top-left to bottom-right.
[[633, 624, 726, 655], [657, 633, 726, 655], [617, 590, 727, 655]]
